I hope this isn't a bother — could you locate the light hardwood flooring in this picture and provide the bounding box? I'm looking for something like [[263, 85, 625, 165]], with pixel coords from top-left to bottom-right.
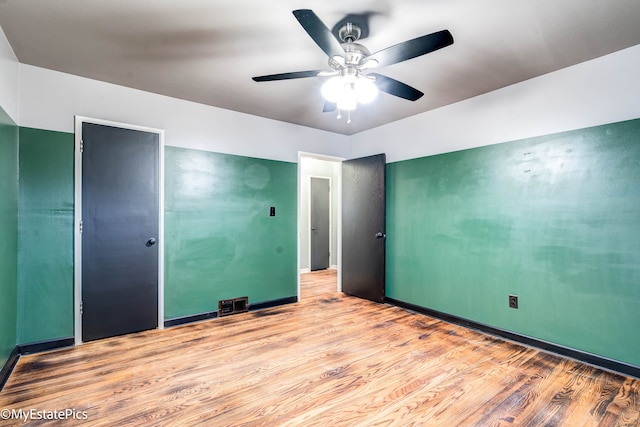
[[1, 270, 638, 426]]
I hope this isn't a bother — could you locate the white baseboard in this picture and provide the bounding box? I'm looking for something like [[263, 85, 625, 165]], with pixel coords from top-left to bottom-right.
[[330, 265, 338, 270]]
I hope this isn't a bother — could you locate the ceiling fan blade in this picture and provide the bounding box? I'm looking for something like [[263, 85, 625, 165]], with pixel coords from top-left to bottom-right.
[[293, 9, 345, 59], [367, 30, 453, 67], [323, 101, 337, 112], [252, 70, 323, 82], [370, 73, 424, 101]]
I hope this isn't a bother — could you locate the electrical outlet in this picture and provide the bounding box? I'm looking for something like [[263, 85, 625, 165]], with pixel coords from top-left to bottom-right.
[[509, 294, 519, 309]]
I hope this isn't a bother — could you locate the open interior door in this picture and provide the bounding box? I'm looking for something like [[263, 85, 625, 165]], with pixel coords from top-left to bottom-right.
[[342, 153, 385, 302]]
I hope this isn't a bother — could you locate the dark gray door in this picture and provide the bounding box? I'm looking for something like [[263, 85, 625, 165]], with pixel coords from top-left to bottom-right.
[[310, 177, 330, 271], [81, 122, 159, 342], [342, 154, 386, 302]]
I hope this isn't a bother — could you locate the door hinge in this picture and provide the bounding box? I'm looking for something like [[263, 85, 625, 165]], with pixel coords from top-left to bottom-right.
[[79, 220, 83, 233], [80, 301, 83, 315], [79, 139, 84, 153]]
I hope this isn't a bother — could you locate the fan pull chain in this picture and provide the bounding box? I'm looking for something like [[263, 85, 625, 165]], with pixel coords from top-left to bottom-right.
[[335, 108, 352, 123]]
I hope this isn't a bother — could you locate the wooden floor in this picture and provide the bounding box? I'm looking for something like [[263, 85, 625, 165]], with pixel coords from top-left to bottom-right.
[[1, 270, 639, 426]]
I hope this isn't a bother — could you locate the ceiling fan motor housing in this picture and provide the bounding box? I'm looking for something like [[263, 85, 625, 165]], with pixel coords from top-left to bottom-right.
[[341, 42, 370, 66]]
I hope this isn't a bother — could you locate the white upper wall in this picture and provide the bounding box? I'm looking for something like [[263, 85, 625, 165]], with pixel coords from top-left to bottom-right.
[[350, 44, 640, 163], [9, 40, 640, 163], [0, 25, 19, 123], [18, 64, 350, 163]]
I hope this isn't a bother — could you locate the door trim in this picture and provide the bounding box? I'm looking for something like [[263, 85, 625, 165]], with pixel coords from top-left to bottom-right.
[[74, 116, 165, 345], [308, 175, 332, 271], [297, 152, 344, 299]]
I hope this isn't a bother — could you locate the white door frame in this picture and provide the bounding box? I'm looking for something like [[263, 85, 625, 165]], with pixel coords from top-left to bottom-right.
[[297, 152, 344, 298], [73, 116, 165, 345]]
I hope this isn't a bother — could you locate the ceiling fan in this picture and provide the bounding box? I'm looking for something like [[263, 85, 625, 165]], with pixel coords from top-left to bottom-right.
[[252, 9, 454, 122]]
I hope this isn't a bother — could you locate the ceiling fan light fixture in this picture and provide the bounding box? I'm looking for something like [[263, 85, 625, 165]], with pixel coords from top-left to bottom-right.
[[336, 86, 357, 111], [321, 74, 378, 111], [354, 77, 378, 104], [321, 76, 345, 103]]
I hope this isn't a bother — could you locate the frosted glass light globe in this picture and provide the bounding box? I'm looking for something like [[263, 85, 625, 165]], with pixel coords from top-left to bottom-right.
[[337, 84, 357, 111], [354, 77, 378, 104], [321, 77, 344, 103]]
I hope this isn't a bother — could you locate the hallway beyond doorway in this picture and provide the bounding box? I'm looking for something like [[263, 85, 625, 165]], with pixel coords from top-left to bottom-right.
[[300, 269, 337, 300]]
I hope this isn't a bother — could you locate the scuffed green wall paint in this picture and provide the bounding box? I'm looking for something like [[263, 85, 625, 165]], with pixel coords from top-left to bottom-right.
[[17, 127, 74, 344], [386, 118, 640, 367], [164, 147, 297, 320], [14, 130, 297, 339], [0, 107, 18, 366]]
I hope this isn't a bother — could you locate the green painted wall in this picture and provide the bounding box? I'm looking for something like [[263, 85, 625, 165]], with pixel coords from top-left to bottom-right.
[[0, 107, 18, 366], [14, 130, 297, 340], [386, 118, 640, 367], [17, 127, 74, 344], [165, 147, 297, 320]]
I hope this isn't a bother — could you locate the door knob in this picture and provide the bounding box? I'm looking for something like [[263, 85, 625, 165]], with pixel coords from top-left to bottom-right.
[[146, 237, 157, 247], [375, 232, 386, 239]]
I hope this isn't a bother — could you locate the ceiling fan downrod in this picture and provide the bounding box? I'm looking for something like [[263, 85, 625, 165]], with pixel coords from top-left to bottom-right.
[[339, 22, 361, 43]]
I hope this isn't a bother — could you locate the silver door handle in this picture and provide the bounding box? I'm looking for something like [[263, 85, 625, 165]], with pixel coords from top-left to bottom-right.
[[375, 232, 385, 239]]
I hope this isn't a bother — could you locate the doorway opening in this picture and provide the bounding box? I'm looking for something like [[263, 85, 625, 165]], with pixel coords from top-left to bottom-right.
[[298, 153, 343, 300]]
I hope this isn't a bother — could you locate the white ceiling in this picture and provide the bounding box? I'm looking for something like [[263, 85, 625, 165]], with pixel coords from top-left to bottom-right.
[[1, 0, 639, 135]]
